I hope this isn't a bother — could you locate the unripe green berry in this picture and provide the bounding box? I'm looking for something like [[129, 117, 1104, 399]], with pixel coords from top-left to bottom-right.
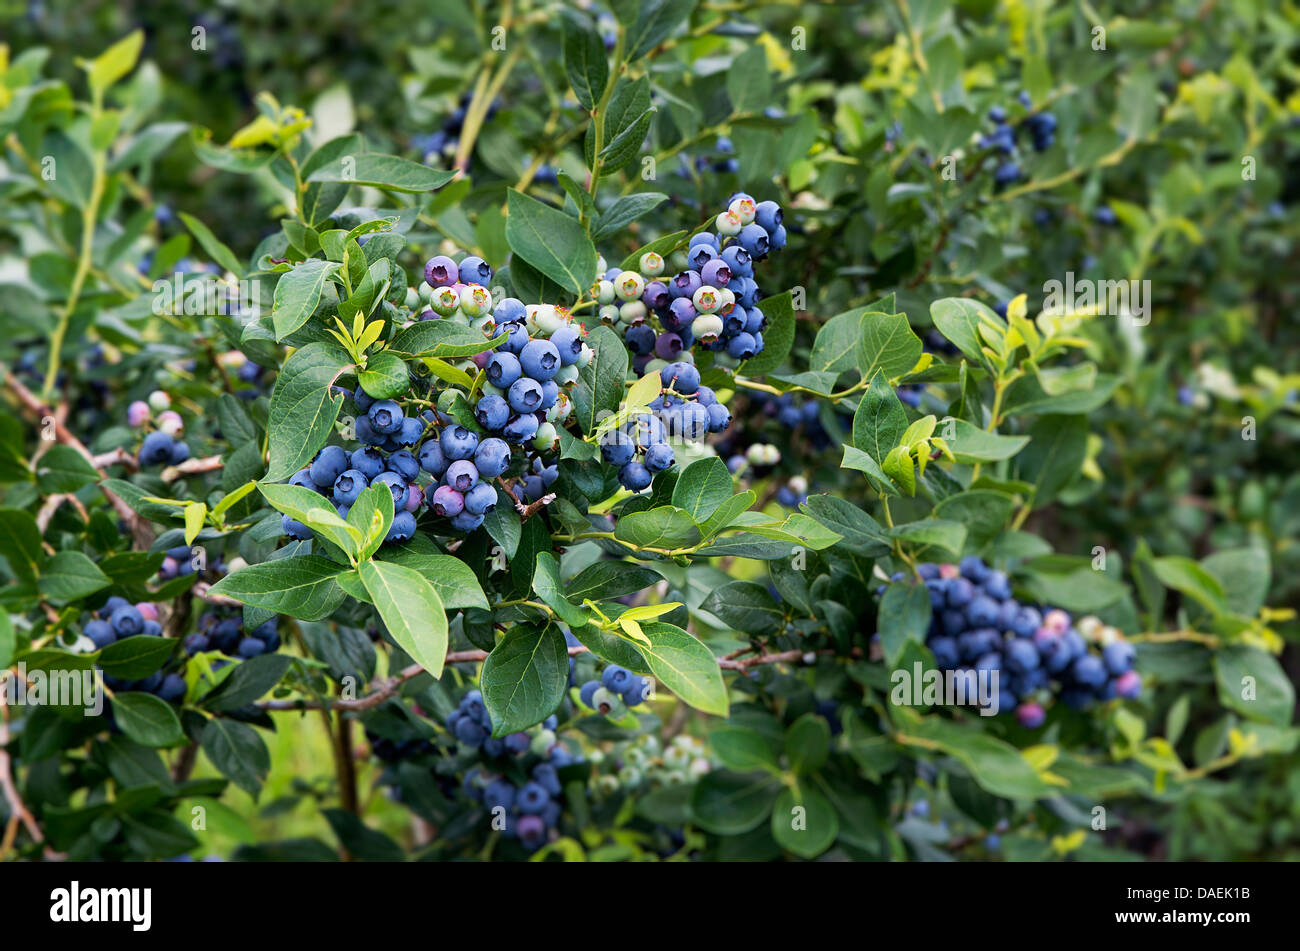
[[148, 390, 171, 412], [614, 270, 645, 301], [639, 251, 664, 276], [619, 300, 647, 324], [596, 280, 616, 305]]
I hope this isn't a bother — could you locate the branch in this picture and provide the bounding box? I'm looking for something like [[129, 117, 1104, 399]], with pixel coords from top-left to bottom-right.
[[0, 690, 46, 855], [257, 645, 818, 712], [163, 455, 224, 483]]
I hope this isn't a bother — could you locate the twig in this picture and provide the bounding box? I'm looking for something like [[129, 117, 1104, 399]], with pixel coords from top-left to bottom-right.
[[0, 690, 45, 853], [162, 455, 224, 483]]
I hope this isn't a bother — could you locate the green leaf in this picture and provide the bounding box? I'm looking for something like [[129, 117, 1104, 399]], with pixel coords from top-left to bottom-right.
[[306, 153, 457, 192], [563, 14, 609, 111], [505, 190, 597, 296], [690, 770, 778, 834], [97, 635, 177, 680], [702, 582, 783, 636], [726, 44, 772, 115], [200, 718, 270, 797], [530, 552, 590, 627], [740, 290, 795, 377], [900, 716, 1050, 799], [178, 212, 243, 276], [258, 483, 362, 558], [857, 311, 923, 383], [891, 519, 967, 557], [809, 309, 866, 375], [614, 506, 701, 551], [852, 371, 907, 463], [942, 418, 1031, 464], [565, 562, 663, 603], [930, 298, 1002, 365], [798, 495, 892, 556], [0, 508, 43, 582], [671, 457, 734, 523], [591, 193, 669, 242], [626, 0, 699, 60], [785, 714, 831, 775], [346, 482, 395, 561], [359, 560, 449, 678], [878, 581, 932, 667], [1200, 548, 1270, 617], [771, 784, 838, 858], [387, 320, 503, 359], [38, 552, 111, 601], [709, 725, 781, 773], [357, 351, 410, 399], [110, 692, 184, 748], [1151, 556, 1226, 615], [204, 654, 295, 712], [265, 342, 349, 482], [481, 624, 569, 736], [84, 30, 143, 94], [35, 445, 100, 493], [573, 326, 628, 435], [207, 555, 349, 621], [1213, 646, 1295, 726], [271, 258, 339, 341], [639, 622, 728, 716], [1015, 415, 1086, 505]]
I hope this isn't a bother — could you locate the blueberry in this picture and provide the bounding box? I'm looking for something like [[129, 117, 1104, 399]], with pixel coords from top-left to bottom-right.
[[139, 431, 175, 466], [282, 515, 312, 540], [448, 511, 485, 533], [455, 717, 486, 745], [473, 437, 512, 478], [352, 385, 375, 412], [644, 442, 675, 472], [85, 619, 116, 649], [929, 636, 959, 668], [946, 578, 975, 608], [502, 413, 539, 443], [705, 402, 731, 432], [373, 471, 408, 507], [619, 461, 652, 492], [444, 459, 479, 493], [624, 324, 656, 355], [736, 223, 770, 258], [351, 444, 384, 475], [458, 255, 492, 284], [367, 400, 403, 435], [397, 417, 426, 447], [1102, 641, 1136, 675], [429, 485, 464, 516], [424, 255, 459, 286], [464, 481, 498, 515], [229, 635, 265, 659], [110, 605, 144, 637], [517, 781, 550, 814], [753, 200, 782, 232], [507, 378, 543, 414], [967, 596, 1000, 628], [724, 332, 757, 360], [602, 665, 633, 692], [418, 439, 447, 476], [1005, 638, 1040, 674], [1071, 654, 1108, 688], [387, 449, 421, 482], [183, 633, 209, 655], [386, 510, 417, 543], [600, 430, 635, 467], [482, 779, 516, 811], [549, 325, 584, 365], [983, 571, 1012, 600], [441, 425, 480, 460], [519, 339, 561, 381], [660, 361, 700, 394], [493, 297, 526, 323], [333, 469, 368, 505], [486, 351, 521, 388], [579, 680, 601, 708]]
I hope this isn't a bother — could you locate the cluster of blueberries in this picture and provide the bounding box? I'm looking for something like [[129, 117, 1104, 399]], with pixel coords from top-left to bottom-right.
[[577, 663, 652, 715], [83, 597, 188, 704], [599, 361, 730, 492], [130, 391, 193, 468], [182, 610, 281, 660], [602, 194, 785, 370], [451, 689, 582, 851], [282, 252, 592, 539], [983, 92, 1058, 187], [902, 556, 1142, 727]]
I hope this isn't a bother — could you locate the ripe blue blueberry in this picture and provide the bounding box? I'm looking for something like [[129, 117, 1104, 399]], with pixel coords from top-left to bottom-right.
[[946, 578, 975, 608], [644, 442, 675, 472], [1005, 638, 1040, 674], [493, 296, 526, 323], [519, 339, 561, 381], [660, 361, 700, 394], [706, 402, 731, 432], [441, 425, 480, 460], [397, 417, 425, 447], [1071, 654, 1108, 688], [486, 351, 522, 388], [373, 471, 408, 507], [367, 400, 403, 435], [503, 413, 539, 443], [449, 511, 484, 533], [983, 571, 1012, 600], [1102, 641, 1136, 675], [473, 437, 512, 478], [620, 461, 652, 491], [458, 255, 492, 284], [689, 231, 719, 249], [550, 325, 584, 365], [670, 269, 702, 300], [85, 619, 115, 649], [517, 781, 550, 814], [387, 450, 421, 482], [602, 665, 633, 692], [724, 332, 757, 360], [754, 200, 782, 232], [418, 439, 447, 476], [139, 431, 175, 466], [967, 595, 1000, 628], [110, 605, 144, 637], [508, 377, 543, 413], [464, 482, 497, 516], [687, 243, 718, 270], [386, 510, 417, 543], [333, 469, 368, 505], [282, 515, 312, 540], [475, 393, 510, 430], [495, 322, 529, 354], [736, 223, 771, 258], [601, 429, 635, 467]]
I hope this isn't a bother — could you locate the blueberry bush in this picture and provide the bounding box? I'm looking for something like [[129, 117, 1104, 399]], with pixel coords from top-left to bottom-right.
[[0, 1, 1297, 863]]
